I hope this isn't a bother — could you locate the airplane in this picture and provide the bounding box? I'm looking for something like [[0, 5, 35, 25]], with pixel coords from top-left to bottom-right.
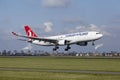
[[12, 25, 103, 51]]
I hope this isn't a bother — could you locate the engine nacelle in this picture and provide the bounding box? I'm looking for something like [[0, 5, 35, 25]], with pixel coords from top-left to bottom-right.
[[58, 40, 65, 45], [76, 42, 87, 46]]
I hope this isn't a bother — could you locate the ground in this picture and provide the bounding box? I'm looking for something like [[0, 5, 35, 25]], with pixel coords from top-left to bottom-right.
[[0, 56, 120, 80]]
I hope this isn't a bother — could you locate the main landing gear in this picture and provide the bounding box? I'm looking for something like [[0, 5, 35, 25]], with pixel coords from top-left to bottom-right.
[[53, 46, 59, 51], [65, 45, 71, 51], [53, 45, 71, 51]]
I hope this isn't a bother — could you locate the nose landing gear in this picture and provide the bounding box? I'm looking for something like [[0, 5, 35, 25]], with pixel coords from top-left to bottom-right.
[[92, 41, 95, 46]]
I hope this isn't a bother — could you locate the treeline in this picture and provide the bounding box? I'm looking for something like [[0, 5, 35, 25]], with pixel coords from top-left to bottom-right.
[[0, 50, 50, 56], [0, 50, 120, 57]]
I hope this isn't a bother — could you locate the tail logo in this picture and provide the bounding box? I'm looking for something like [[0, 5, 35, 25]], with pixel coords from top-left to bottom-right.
[[27, 30, 32, 37], [25, 25, 37, 37]]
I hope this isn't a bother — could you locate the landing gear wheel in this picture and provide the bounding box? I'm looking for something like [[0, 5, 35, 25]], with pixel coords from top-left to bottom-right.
[[65, 45, 71, 51], [65, 48, 69, 51], [56, 46, 59, 49], [92, 42, 95, 46], [53, 46, 59, 51], [53, 48, 57, 51], [68, 47, 71, 49]]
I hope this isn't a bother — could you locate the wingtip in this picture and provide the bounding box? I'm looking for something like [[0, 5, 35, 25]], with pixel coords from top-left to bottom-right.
[[12, 32, 17, 36]]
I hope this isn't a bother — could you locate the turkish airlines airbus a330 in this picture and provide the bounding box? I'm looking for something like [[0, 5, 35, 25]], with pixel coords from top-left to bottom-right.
[[12, 26, 103, 51]]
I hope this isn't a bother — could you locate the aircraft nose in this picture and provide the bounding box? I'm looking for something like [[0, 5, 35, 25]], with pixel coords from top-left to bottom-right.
[[99, 34, 103, 38]]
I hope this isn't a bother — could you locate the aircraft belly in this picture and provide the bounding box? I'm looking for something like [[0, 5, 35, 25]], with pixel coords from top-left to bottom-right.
[[32, 41, 55, 46]]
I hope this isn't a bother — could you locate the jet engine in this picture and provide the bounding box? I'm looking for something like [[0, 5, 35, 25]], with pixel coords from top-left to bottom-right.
[[58, 40, 66, 45], [58, 40, 69, 45], [76, 42, 87, 46]]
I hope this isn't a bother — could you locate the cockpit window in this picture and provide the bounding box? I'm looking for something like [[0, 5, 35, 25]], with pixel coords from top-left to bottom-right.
[[96, 32, 100, 34]]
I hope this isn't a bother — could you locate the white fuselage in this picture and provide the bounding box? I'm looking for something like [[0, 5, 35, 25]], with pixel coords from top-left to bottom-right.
[[31, 31, 103, 46]]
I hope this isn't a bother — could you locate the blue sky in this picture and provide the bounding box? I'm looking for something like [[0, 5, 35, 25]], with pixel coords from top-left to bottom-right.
[[0, 0, 120, 52]]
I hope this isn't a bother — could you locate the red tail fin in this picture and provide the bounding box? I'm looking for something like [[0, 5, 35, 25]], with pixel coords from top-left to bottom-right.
[[24, 25, 37, 37]]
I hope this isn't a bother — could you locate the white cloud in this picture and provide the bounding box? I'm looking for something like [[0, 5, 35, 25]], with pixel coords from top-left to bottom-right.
[[95, 43, 103, 50], [32, 22, 53, 33], [42, 0, 70, 8], [70, 24, 111, 36], [22, 43, 32, 50], [43, 22, 53, 32]]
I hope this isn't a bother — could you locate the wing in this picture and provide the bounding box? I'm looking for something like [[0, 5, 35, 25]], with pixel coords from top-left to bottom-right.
[[12, 32, 58, 44]]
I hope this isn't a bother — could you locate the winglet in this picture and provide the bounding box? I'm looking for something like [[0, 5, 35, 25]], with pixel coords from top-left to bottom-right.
[[12, 32, 18, 36]]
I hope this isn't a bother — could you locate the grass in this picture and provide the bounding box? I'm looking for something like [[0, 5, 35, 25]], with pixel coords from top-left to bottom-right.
[[0, 56, 120, 80], [0, 56, 120, 71], [0, 71, 120, 80]]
